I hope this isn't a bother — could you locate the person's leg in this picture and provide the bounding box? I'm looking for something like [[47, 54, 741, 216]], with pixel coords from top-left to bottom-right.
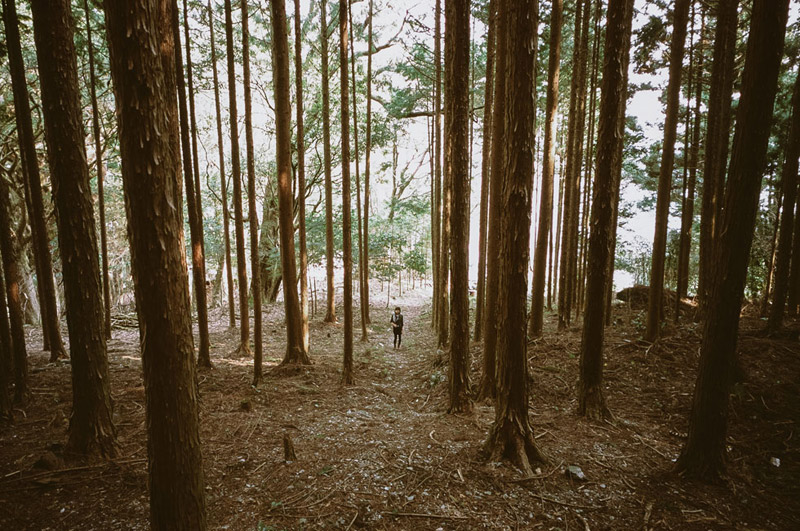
[[397, 331, 402, 348]]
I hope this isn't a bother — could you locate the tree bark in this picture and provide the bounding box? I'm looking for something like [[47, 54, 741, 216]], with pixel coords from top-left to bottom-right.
[[577, 0, 635, 421], [321, 0, 337, 324], [477, 0, 509, 401], [436, 0, 451, 348], [363, 0, 373, 325], [272, 0, 308, 367], [767, 67, 800, 332], [646, 0, 691, 342], [557, 0, 587, 329], [173, 0, 211, 369], [787, 183, 800, 316], [445, 0, 471, 414], [82, 0, 112, 341], [0, 177, 27, 404], [675, 0, 789, 481], [529, 0, 563, 338], [340, 0, 355, 385], [207, 0, 236, 328], [698, 0, 739, 312], [348, 2, 369, 342], [242, 0, 263, 383], [294, 0, 311, 353], [677, 6, 704, 318], [223, 0, 250, 355], [483, 0, 545, 475], [0, 260, 11, 419], [31, 0, 117, 456], [102, 0, 207, 525], [2, 0, 66, 361], [474, 0, 496, 343]]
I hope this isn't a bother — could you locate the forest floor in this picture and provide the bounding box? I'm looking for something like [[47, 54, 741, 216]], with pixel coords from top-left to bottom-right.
[[1, 287, 799, 530]]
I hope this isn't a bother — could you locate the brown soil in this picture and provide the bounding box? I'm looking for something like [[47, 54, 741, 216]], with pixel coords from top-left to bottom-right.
[[1, 290, 798, 530]]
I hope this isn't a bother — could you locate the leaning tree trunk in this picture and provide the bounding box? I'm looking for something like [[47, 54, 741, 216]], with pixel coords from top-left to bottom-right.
[[767, 67, 800, 332], [273, 0, 309, 367], [224, 0, 250, 356], [445, 0, 472, 415], [0, 176, 27, 404], [675, 0, 789, 481], [339, 0, 355, 385], [529, 0, 563, 338], [172, 1, 211, 369], [787, 183, 800, 316], [577, 0, 635, 421], [242, 0, 263, 383], [294, 0, 310, 353], [2, 0, 66, 361], [82, 0, 112, 341], [207, 0, 236, 328], [103, 0, 208, 526], [31, 0, 117, 457], [182, 0, 210, 366], [321, 0, 337, 324], [646, 0, 691, 342], [698, 0, 739, 312], [474, 0, 495, 343], [483, 0, 546, 476]]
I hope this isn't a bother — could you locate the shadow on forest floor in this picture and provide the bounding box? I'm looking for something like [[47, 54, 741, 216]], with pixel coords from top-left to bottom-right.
[[1, 287, 798, 530]]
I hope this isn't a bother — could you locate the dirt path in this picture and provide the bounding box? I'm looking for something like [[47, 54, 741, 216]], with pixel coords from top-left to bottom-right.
[[1, 290, 798, 530]]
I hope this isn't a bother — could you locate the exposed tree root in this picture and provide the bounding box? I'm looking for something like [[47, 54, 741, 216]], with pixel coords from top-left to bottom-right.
[[483, 418, 547, 476]]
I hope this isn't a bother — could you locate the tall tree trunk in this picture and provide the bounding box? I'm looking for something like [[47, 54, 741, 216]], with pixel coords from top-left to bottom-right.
[[445, 0, 471, 414], [0, 260, 11, 419], [32, 0, 117, 456], [604, 3, 634, 327], [347, 2, 368, 342], [2, 0, 66, 361], [677, 5, 704, 318], [208, 0, 236, 328], [223, 0, 250, 355], [767, 68, 800, 331], [242, 0, 262, 383], [272, 0, 309, 367], [762, 187, 781, 315], [82, 0, 112, 341], [0, 177, 27, 404], [787, 166, 800, 316], [675, 0, 789, 481], [698, 0, 739, 312], [321, 0, 337, 323], [577, 0, 634, 421], [474, 0, 496, 343], [529, 0, 563, 338], [437, 0, 450, 347], [478, 0, 510, 401], [557, 0, 587, 329], [183, 0, 210, 365], [363, 0, 373, 325], [294, 0, 310, 353], [645, 0, 690, 342], [483, 0, 545, 475], [340, 0, 355, 385], [103, 0, 208, 525], [173, 0, 211, 369]]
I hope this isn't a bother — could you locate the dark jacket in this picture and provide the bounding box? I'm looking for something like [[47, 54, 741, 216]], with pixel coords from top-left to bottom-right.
[[390, 313, 403, 331]]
